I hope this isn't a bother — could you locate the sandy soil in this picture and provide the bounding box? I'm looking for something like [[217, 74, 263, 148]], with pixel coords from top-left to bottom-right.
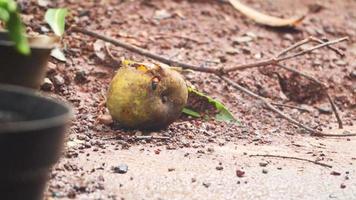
[[19, 0, 356, 199]]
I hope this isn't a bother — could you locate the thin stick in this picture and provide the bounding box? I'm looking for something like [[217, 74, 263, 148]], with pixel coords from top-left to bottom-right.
[[70, 27, 218, 74], [276, 64, 343, 129], [221, 75, 355, 137], [325, 93, 343, 129], [104, 43, 121, 65], [309, 36, 345, 57], [134, 135, 171, 140], [220, 75, 320, 134], [276, 36, 345, 58], [70, 27, 352, 136], [313, 132, 356, 137], [103, 135, 171, 141], [278, 37, 348, 62], [224, 58, 277, 72], [249, 154, 332, 168], [276, 37, 311, 58], [71, 27, 347, 75], [225, 37, 348, 72]]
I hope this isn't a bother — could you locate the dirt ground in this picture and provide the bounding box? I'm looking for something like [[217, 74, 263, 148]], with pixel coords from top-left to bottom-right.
[[21, 0, 356, 199]]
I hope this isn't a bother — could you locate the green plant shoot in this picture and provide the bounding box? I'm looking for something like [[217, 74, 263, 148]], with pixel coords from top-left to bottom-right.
[[0, 0, 30, 55]]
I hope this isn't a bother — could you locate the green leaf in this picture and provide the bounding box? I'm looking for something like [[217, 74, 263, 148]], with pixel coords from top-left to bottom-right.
[[0, 0, 30, 55], [182, 107, 201, 118], [6, 12, 30, 55], [0, 7, 9, 21], [0, 0, 17, 12], [186, 87, 239, 123], [45, 8, 68, 36]]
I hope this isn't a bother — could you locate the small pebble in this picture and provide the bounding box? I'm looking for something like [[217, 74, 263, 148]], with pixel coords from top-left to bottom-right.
[[97, 114, 113, 125], [317, 104, 332, 114], [74, 70, 87, 84], [236, 169, 245, 177], [207, 147, 215, 153], [283, 33, 294, 41], [216, 166, 223, 171], [262, 169, 268, 174], [330, 171, 341, 176], [53, 75, 65, 87], [232, 36, 253, 44], [41, 78, 53, 91], [259, 162, 268, 167], [202, 182, 211, 188], [67, 190, 76, 199], [112, 164, 128, 174], [334, 60, 347, 67], [47, 62, 57, 73]]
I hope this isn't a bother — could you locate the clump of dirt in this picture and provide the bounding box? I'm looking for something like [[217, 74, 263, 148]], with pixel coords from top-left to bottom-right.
[[277, 72, 325, 104]]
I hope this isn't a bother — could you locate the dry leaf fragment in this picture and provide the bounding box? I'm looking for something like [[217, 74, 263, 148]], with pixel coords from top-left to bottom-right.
[[229, 0, 305, 27], [93, 40, 106, 60]]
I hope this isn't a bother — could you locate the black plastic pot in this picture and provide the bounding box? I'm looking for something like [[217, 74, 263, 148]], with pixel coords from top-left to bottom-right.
[[0, 31, 58, 89], [0, 85, 72, 200]]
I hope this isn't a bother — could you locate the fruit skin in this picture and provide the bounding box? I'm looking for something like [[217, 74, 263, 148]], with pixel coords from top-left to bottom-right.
[[106, 61, 188, 130]]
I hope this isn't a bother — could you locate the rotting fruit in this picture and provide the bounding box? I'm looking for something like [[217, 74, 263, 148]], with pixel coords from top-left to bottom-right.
[[106, 60, 188, 130]]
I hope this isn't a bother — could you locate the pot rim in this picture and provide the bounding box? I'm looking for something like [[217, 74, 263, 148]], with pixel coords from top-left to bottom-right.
[[0, 84, 73, 134], [0, 31, 59, 50]]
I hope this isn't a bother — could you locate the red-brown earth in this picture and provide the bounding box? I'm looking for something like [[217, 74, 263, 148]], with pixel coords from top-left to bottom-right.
[[19, 0, 356, 199]]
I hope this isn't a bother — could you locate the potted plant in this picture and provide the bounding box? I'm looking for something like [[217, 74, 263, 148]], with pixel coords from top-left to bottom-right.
[[0, 1, 72, 199], [0, 84, 72, 200], [0, 0, 59, 89]]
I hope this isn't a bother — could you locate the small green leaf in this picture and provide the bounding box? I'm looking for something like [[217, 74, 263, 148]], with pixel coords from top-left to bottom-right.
[[6, 12, 30, 55], [45, 8, 68, 36], [187, 87, 239, 123], [215, 108, 236, 123], [0, 0, 30, 55], [0, 0, 17, 12], [182, 107, 201, 118], [0, 7, 9, 21]]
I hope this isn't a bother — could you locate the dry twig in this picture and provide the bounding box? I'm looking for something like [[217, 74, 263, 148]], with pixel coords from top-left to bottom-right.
[[104, 43, 121, 65], [134, 135, 171, 140], [276, 64, 343, 129], [220, 75, 319, 134], [224, 37, 348, 72], [70, 26, 354, 137], [71, 27, 217, 74], [249, 154, 332, 168], [103, 135, 171, 141], [276, 36, 344, 58]]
